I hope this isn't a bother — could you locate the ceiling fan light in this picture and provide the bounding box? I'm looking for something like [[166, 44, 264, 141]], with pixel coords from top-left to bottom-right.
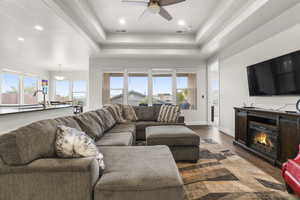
[[55, 76, 65, 81], [149, 3, 160, 13]]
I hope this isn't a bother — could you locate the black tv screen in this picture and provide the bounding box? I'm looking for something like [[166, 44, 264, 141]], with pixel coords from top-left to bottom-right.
[[247, 50, 300, 96]]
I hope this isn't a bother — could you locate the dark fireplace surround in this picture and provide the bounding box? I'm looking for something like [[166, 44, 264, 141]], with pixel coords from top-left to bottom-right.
[[234, 107, 300, 166]]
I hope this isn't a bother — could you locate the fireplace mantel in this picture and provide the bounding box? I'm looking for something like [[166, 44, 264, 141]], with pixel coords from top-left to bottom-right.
[[234, 107, 300, 167]]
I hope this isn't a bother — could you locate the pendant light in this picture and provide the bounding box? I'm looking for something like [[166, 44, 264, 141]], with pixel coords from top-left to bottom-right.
[[54, 64, 65, 80]]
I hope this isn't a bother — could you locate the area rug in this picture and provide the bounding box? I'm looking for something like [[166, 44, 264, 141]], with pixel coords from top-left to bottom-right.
[[177, 139, 297, 200]]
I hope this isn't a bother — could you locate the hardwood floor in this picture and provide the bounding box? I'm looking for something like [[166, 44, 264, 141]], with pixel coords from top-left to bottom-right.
[[188, 125, 284, 183]]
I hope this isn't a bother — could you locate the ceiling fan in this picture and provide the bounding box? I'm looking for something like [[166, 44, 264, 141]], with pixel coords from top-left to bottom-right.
[[121, 0, 186, 21]]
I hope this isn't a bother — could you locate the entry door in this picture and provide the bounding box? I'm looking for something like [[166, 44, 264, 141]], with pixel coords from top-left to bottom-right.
[[207, 60, 219, 126]]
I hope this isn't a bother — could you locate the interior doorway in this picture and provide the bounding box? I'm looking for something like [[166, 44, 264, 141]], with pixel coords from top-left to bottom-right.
[[207, 59, 219, 127]]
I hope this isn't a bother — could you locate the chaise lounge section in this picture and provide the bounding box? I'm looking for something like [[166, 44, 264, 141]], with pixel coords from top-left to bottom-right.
[[0, 105, 187, 200]]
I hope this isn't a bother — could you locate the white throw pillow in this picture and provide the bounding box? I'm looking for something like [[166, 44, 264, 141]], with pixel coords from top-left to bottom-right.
[[55, 125, 105, 170]]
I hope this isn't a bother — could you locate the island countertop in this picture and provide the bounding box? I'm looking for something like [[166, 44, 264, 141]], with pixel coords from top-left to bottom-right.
[[0, 105, 73, 115], [0, 105, 74, 134]]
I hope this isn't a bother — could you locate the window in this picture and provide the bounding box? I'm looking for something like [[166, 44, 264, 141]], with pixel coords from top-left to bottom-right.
[[176, 73, 197, 110], [24, 76, 38, 104], [1, 73, 20, 104], [102, 73, 124, 104], [128, 74, 148, 106], [72, 80, 87, 106], [152, 74, 172, 105], [55, 80, 70, 102]]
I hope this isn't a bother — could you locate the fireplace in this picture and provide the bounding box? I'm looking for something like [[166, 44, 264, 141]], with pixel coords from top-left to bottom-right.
[[248, 121, 278, 160]]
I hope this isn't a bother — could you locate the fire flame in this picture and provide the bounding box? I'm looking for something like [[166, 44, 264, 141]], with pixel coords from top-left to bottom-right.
[[255, 133, 268, 146]]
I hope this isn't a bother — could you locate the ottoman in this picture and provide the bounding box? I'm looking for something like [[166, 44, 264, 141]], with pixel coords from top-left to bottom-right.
[[95, 146, 184, 200], [146, 126, 200, 162]]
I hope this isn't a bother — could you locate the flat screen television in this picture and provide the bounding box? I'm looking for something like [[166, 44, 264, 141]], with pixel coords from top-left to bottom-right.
[[247, 50, 300, 96]]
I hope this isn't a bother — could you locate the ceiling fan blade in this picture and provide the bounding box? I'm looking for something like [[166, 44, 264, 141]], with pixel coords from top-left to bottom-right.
[[139, 8, 153, 20], [121, 0, 149, 6], [159, 7, 172, 21], [159, 0, 185, 6]]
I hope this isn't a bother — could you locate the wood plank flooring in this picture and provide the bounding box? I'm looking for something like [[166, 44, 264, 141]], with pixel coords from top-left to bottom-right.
[[188, 125, 284, 183]]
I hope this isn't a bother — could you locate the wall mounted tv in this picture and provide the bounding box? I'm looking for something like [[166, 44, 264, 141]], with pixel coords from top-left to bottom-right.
[[247, 50, 300, 96]]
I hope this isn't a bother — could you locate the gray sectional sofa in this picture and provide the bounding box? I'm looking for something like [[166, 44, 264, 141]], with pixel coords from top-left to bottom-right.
[[0, 106, 185, 200]]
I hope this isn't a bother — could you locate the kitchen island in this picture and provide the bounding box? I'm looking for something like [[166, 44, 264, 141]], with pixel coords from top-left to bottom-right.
[[0, 105, 73, 134]]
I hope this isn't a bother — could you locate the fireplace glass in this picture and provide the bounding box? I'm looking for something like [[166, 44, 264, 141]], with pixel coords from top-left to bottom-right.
[[249, 121, 278, 159]]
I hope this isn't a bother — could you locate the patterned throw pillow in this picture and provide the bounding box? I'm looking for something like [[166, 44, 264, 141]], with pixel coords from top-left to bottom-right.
[[123, 105, 138, 121], [104, 104, 127, 123], [157, 105, 180, 123], [55, 125, 105, 170]]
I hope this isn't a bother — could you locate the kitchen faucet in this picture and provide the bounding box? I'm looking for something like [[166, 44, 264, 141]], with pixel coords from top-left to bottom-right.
[[33, 90, 47, 109]]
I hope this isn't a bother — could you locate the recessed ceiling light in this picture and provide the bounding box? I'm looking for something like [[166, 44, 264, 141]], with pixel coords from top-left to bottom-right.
[[17, 37, 24, 42], [178, 20, 185, 26], [119, 18, 126, 25], [34, 25, 44, 31]]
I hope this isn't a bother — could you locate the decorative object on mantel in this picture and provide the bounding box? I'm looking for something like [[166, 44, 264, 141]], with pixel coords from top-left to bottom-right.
[[54, 64, 65, 80], [296, 99, 300, 112]]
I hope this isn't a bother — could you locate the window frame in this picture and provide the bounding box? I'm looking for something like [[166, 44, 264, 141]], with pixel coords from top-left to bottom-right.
[[0, 71, 21, 105], [23, 75, 39, 105], [0, 70, 43, 105], [72, 80, 87, 106], [128, 73, 149, 106], [54, 79, 71, 102]]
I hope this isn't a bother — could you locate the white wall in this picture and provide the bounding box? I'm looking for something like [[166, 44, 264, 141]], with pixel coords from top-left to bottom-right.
[[218, 22, 300, 137], [89, 57, 208, 125]]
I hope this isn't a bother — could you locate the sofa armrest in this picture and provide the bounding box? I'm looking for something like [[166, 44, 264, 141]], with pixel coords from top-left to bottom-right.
[[0, 158, 100, 200], [178, 116, 185, 123]]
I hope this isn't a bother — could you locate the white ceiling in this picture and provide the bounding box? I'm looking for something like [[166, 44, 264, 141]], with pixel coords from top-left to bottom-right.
[[0, 0, 300, 71], [0, 0, 91, 71], [88, 0, 219, 34]]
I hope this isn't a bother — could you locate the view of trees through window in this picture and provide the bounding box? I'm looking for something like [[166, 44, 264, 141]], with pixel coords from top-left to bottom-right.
[[24, 77, 38, 104], [128, 74, 148, 106], [55, 80, 70, 102], [177, 74, 197, 110], [1, 74, 20, 104]]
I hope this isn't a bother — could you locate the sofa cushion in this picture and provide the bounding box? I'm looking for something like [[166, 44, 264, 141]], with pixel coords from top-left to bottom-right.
[[106, 123, 136, 144], [146, 125, 200, 146], [94, 146, 184, 200], [135, 121, 184, 131], [55, 125, 105, 169], [134, 106, 155, 121], [74, 111, 105, 140], [95, 132, 133, 146], [106, 123, 135, 134], [95, 108, 116, 131], [0, 117, 80, 166]]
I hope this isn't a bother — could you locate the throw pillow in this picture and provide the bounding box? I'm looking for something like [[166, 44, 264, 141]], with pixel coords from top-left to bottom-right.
[[157, 105, 180, 123], [104, 104, 127, 123], [123, 105, 138, 121], [55, 125, 105, 170]]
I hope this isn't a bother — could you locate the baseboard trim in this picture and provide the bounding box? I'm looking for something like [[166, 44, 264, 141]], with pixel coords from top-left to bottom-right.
[[185, 121, 208, 126], [218, 126, 234, 137]]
